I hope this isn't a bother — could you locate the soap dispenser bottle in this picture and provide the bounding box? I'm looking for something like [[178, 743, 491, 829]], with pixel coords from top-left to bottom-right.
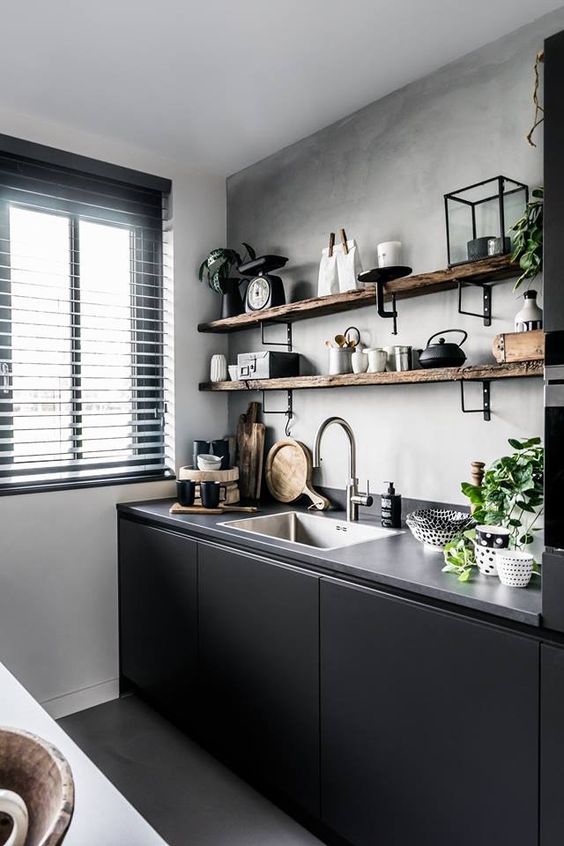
[[381, 482, 402, 529]]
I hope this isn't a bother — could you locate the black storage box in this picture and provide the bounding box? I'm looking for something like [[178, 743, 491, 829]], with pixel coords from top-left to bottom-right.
[[237, 351, 300, 380]]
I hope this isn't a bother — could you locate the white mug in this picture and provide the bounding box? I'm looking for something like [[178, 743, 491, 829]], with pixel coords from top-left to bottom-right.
[[365, 348, 387, 373], [377, 241, 402, 268], [0, 790, 29, 846]]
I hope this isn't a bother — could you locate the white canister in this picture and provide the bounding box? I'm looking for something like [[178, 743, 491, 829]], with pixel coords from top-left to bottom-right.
[[210, 354, 228, 382], [377, 241, 402, 268], [366, 348, 387, 373], [382, 345, 396, 372], [514, 290, 543, 332], [329, 347, 353, 375], [351, 347, 369, 374]]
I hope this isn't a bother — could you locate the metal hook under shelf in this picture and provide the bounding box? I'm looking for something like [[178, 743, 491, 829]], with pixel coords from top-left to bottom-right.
[[459, 380, 491, 421], [261, 389, 294, 436], [375, 281, 398, 335], [457, 281, 492, 327], [260, 321, 293, 351]]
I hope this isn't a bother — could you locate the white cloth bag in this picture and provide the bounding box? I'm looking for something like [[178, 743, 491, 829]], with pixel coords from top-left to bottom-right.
[[317, 232, 339, 296], [336, 229, 362, 292]]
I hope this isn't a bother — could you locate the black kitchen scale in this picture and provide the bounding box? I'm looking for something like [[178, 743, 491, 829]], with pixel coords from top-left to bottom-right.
[[238, 254, 288, 313]]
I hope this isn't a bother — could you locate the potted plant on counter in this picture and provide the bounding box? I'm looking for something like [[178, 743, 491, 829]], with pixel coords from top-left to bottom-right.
[[443, 437, 544, 583], [198, 243, 256, 319]]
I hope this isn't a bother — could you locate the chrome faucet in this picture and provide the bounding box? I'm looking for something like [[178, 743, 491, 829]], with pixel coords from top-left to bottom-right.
[[313, 416, 373, 522]]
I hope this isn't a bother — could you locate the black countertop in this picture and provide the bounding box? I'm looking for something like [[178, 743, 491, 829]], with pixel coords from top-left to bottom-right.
[[117, 499, 542, 628]]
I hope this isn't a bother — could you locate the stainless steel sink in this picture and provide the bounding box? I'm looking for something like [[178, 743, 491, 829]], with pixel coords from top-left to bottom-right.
[[220, 511, 401, 550]]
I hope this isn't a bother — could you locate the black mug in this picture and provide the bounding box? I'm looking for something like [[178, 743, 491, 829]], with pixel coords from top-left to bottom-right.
[[211, 438, 230, 470], [200, 481, 225, 509], [177, 480, 195, 507]]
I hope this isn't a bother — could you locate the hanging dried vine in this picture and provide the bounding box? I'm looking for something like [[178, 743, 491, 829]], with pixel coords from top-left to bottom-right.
[[527, 50, 545, 147]]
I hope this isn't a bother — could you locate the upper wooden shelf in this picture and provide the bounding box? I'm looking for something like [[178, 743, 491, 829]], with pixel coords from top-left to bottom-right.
[[199, 360, 543, 392], [197, 255, 519, 334]]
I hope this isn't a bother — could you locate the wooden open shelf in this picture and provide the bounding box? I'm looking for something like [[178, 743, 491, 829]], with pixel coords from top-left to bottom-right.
[[197, 255, 519, 334], [200, 360, 543, 393]]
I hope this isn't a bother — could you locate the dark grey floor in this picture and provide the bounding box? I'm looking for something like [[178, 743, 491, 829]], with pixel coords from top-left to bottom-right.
[[59, 695, 324, 846]]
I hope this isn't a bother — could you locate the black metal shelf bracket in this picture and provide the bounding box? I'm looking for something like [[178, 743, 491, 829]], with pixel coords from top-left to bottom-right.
[[459, 380, 491, 421], [260, 321, 293, 351], [457, 281, 492, 327], [261, 389, 294, 436], [376, 281, 398, 335]]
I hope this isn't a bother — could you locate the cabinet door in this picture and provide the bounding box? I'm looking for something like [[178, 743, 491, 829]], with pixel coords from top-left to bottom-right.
[[119, 518, 198, 724], [541, 644, 564, 846], [198, 542, 320, 816], [321, 578, 539, 846]]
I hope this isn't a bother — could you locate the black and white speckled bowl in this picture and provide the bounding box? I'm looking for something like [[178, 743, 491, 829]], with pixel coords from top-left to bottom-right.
[[406, 508, 475, 553]]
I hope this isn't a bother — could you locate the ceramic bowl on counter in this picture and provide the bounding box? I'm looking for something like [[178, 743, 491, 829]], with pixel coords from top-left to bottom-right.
[[406, 508, 475, 553], [196, 453, 222, 471]]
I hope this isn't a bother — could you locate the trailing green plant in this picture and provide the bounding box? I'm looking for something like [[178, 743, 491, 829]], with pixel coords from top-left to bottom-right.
[[198, 243, 255, 293], [443, 437, 544, 581], [511, 187, 543, 291]]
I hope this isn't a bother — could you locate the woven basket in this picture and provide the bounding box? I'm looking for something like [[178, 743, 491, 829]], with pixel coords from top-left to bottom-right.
[[0, 727, 74, 845]]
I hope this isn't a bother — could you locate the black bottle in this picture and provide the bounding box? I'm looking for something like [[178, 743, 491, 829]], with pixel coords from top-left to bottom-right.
[[381, 482, 402, 529]]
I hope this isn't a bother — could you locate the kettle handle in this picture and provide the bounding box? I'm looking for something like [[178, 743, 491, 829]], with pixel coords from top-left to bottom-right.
[[426, 329, 468, 347]]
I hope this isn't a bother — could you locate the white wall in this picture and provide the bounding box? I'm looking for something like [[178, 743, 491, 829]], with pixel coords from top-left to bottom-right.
[[0, 107, 228, 716], [226, 11, 558, 505]]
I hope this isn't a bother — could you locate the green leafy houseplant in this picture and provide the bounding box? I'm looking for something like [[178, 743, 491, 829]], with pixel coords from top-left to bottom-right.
[[198, 243, 255, 293], [443, 437, 544, 582], [511, 187, 543, 290]]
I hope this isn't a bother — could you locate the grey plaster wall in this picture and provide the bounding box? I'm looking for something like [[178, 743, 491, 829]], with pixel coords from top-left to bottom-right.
[[225, 9, 564, 505]]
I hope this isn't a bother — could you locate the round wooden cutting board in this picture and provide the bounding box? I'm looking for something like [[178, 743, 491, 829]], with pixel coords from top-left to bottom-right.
[[265, 439, 330, 510]]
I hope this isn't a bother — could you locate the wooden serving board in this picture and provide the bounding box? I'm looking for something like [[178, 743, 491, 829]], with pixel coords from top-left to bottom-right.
[[237, 402, 266, 500], [169, 503, 258, 515], [178, 466, 239, 483], [265, 439, 330, 510]]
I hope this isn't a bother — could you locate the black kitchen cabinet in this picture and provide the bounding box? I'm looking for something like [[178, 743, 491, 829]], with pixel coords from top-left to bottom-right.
[[118, 518, 198, 724], [198, 542, 320, 817], [541, 644, 564, 846], [320, 577, 539, 846]]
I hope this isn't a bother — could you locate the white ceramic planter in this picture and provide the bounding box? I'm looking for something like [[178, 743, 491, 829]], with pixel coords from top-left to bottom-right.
[[495, 550, 534, 587], [474, 543, 498, 576]]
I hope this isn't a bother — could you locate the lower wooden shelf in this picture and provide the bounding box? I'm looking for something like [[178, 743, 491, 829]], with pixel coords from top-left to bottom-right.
[[199, 360, 543, 392]]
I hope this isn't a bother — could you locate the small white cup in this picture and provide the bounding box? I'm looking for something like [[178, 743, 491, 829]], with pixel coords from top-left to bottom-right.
[[351, 348, 369, 374], [377, 241, 402, 268], [365, 348, 387, 373], [0, 790, 28, 846], [495, 550, 534, 588]]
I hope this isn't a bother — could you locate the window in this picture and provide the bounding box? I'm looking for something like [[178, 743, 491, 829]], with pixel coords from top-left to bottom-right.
[[0, 139, 173, 491]]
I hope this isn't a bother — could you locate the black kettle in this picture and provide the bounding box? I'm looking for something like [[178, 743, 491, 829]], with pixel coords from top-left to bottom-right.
[[419, 329, 468, 369]]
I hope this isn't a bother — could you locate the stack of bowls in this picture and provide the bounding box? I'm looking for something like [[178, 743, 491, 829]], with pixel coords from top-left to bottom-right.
[[406, 508, 475, 553]]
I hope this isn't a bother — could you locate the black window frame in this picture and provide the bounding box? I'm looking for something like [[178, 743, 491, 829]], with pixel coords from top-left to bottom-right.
[[0, 136, 173, 495]]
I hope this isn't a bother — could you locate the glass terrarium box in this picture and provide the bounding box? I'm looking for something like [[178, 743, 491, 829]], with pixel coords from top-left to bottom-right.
[[444, 176, 528, 267]]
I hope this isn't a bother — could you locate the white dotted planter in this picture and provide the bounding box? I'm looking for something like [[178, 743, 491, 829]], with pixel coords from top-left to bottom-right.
[[495, 550, 534, 588], [474, 544, 498, 576]]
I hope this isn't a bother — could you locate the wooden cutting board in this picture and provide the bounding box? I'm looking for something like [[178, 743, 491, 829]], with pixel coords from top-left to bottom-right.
[[265, 439, 330, 510], [169, 503, 258, 515], [237, 402, 266, 500]]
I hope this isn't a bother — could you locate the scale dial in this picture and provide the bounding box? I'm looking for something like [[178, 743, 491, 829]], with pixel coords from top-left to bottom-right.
[[246, 275, 271, 311]]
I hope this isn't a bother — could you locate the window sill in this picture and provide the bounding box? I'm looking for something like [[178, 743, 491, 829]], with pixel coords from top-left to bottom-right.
[[0, 472, 175, 497]]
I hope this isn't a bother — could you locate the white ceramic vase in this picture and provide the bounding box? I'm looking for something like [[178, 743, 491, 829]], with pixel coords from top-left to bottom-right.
[[515, 290, 543, 332], [210, 354, 228, 382]]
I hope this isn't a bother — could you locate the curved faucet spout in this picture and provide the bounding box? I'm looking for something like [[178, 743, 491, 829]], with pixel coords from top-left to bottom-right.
[[313, 416, 357, 482]]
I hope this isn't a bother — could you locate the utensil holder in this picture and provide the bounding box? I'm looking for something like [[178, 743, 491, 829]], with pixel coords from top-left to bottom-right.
[[328, 347, 353, 375]]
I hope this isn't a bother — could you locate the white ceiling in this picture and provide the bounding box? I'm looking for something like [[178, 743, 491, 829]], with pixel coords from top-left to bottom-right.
[[1, 0, 561, 176]]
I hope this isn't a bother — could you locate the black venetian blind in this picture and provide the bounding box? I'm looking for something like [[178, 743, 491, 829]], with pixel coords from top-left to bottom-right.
[[0, 137, 173, 491]]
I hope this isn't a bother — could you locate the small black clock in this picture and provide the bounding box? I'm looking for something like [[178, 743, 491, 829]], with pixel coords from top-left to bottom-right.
[[239, 255, 287, 313]]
